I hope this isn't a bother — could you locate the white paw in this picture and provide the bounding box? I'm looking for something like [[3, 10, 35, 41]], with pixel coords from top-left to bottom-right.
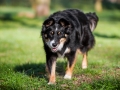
[[48, 82, 55, 85], [82, 65, 87, 69], [64, 74, 71, 79]]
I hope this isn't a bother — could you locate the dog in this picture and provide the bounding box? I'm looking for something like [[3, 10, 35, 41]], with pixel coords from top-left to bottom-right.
[[41, 9, 98, 84]]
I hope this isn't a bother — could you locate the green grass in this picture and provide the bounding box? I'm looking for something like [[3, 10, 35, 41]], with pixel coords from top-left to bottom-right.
[[0, 7, 120, 90]]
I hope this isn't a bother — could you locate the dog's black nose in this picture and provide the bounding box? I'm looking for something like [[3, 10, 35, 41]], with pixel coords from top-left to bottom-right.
[[52, 43, 57, 47]]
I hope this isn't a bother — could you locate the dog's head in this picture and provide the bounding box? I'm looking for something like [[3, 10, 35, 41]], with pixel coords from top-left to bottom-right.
[[41, 17, 72, 52], [41, 9, 99, 53]]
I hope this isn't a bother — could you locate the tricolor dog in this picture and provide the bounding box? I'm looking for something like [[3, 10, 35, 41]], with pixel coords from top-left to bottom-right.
[[41, 9, 98, 84]]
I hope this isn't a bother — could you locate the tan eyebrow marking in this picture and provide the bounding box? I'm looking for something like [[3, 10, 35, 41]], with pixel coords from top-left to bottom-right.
[[50, 31, 54, 35], [57, 31, 61, 35]]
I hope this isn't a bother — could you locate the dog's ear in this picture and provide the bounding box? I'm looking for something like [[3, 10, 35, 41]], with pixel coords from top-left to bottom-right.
[[59, 18, 72, 35], [86, 12, 99, 31], [43, 18, 54, 27], [59, 18, 71, 28]]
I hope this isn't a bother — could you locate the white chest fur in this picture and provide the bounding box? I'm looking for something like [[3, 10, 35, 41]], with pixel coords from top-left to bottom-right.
[[57, 47, 70, 58]]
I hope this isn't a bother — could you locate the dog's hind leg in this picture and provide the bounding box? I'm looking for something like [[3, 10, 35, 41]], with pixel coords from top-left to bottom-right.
[[77, 50, 88, 69], [82, 53, 87, 69]]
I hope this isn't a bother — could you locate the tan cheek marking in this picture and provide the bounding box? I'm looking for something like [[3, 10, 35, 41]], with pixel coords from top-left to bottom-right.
[[60, 38, 66, 43]]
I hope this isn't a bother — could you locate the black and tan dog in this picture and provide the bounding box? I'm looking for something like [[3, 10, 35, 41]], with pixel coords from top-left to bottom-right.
[[41, 9, 98, 84]]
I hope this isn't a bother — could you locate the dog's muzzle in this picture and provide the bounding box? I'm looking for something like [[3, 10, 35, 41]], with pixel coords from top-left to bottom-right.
[[46, 40, 59, 52], [51, 42, 58, 52], [46, 39, 64, 53]]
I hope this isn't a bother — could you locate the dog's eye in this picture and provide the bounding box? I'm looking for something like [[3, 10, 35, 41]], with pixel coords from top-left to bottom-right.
[[57, 31, 61, 35], [50, 31, 54, 35]]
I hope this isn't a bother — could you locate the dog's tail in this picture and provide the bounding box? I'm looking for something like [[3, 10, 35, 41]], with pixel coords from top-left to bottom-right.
[[86, 12, 99, 32]]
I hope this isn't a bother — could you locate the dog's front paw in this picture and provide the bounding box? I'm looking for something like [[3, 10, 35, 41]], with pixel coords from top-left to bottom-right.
[[82, 65, 87, 69], [64, 74, 72, 79], [48, 82, 55, 85]]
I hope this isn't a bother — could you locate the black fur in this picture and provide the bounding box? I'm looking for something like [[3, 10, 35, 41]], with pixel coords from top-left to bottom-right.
[[41, 9, 98, 84]]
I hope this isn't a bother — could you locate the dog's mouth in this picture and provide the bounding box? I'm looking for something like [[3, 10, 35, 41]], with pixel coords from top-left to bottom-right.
[[51, 44, 60, 52], [51, 47, 58, 52]]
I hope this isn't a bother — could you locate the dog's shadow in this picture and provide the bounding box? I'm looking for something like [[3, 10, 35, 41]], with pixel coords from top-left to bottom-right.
[[14, 61, 66, 79]]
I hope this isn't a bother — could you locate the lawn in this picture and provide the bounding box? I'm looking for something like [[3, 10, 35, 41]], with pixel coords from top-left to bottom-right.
[[0, 7, 120, 90]]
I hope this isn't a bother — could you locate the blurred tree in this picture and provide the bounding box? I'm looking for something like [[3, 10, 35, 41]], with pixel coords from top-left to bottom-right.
[[30, 0, 50, 17], [95, 0, 103, 12], [103, 0, 120, 10]]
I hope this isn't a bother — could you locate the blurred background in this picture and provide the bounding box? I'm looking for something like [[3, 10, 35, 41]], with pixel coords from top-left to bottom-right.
[[0, 0, 120, 19], [0, 0, 120, 28]]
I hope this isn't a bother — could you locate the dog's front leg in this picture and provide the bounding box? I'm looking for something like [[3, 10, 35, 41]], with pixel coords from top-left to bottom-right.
[[64, 52, 77, 79], [46, 56, 57, 84]]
